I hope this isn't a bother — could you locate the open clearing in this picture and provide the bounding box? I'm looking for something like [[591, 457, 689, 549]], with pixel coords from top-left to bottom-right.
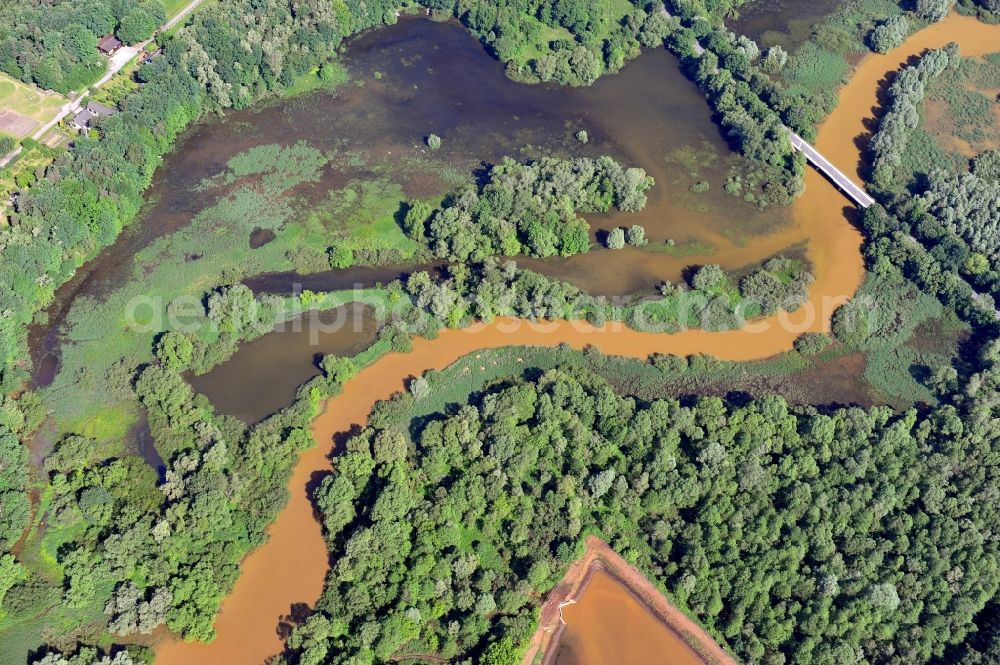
[[0, 73, 66, 137]]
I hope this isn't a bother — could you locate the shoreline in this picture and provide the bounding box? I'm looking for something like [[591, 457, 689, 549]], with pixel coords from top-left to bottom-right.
[[153, 13, 1000, 665]]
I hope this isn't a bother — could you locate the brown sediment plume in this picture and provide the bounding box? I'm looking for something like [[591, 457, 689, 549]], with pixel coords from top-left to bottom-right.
[[523, 536, 736, 665], [154, 13, 1000, 665]]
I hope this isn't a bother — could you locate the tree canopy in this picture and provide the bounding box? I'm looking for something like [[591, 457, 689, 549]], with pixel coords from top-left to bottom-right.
[[0, 0, 166, 93], [415, 156, 653, 262], [292, 358, 1000, 664]]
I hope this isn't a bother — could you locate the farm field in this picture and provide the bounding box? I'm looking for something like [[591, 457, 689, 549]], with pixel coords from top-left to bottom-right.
[[0, 73, 66, 139]]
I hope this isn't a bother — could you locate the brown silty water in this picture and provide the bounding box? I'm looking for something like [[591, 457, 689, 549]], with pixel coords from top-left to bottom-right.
[[153, 13, 1000, 665], [554, 570, 705, 665]]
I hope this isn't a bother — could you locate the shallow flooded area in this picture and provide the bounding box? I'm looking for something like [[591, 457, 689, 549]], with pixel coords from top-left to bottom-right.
[[731, 0, 844, 50], [34, 14, 797, 355], [555, 570, 703, 665], [152, 13, 1000, 664], [28, 14, 821, 469], [186, 305, 379, 423]]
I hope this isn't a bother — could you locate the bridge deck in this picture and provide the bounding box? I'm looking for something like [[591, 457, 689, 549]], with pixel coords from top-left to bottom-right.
[[788, 131, 875, 208], [661, 3, 875, 209]]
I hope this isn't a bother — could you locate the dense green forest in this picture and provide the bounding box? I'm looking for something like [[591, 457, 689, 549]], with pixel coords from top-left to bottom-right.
[[286, 339, 1000, 664], [4, 0, 1000, 662], [0, 0, 166, 93]]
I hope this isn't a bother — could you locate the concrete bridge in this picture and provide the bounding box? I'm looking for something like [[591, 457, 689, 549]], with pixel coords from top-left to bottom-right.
[[661, 4, 875, 209], [787, 130, 875, 208]]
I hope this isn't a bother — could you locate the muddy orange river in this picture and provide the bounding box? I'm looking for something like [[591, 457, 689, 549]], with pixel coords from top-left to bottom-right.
[[554, 571, 704, 665], [154, 13, 1000, 665]]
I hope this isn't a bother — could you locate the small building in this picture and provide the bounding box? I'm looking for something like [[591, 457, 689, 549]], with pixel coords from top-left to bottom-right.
[[69, 108, 95, 132], [70, 100, 118, 132], [98, 35, 123, 56], [141, 48, 162, 64], [86, 101, 118, 117]]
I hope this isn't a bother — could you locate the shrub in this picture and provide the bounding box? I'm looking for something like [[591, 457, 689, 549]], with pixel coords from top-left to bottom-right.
[[319, 63, 339, 82], [426, 133, 441, 150], [155, 331, 194, 371], [410, 376, 430, 400], [320, 355, 358, 385], [691, 264, 726, 292], [606, 227, 625, 249], [868, 16, 908, 54], [761, 46, 788, 73], [794, 332, 832, 355], [625, 224, 646, 246], [329, 244, 355, 269], [738, 257, 814, 315], [401, 200, 433, 240], [915, 0, 951, 21]]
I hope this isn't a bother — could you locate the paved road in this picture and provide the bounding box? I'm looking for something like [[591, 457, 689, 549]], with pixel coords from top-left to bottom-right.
[[787, 130, 875, 208], [0, 0, 203, 169]]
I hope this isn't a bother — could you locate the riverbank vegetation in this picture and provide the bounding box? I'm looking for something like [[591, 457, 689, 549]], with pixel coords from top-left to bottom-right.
[[1, 0, 407, 392], [2, 238, 818, 662], [778, 0, 911, 116], [864, 44, 1000, 199], [431, 0, 666, 86], [831, 258, 969, 403], [661, 0, 807, 205], [863, 44, 1000, 315], [3, 253, 979, 662], [3, 1, 1000, 663], [288, 331, 1000, 664], [959, 0, 1000, 22], [0, 0, 401, 657], [2, 286, 412, 661], [868, 45, 957, 192], [400, 253, 813, 333]]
